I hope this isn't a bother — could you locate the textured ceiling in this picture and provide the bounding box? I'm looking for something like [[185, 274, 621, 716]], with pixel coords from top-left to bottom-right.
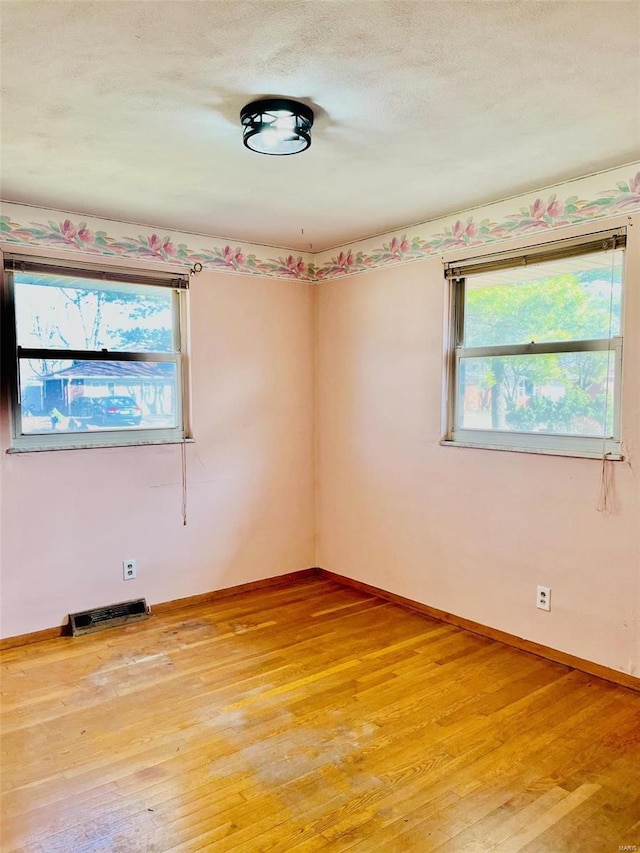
[[1, 0, 639, 252]]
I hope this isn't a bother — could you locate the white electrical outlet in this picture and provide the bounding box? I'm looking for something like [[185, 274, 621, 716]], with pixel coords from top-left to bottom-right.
[[123, 559, 137, 580], [536, 585, 551, 611]]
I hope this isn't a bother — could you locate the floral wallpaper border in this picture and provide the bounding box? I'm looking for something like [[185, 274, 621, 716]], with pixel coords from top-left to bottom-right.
[[313, 167, 640, 281], [0, 210, 315, 281], [1, 165, 639, 283]]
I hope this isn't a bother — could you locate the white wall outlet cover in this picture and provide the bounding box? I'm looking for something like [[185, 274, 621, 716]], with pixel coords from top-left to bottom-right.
[[537, 585, 551, 611], [123, 559, 137, 580]]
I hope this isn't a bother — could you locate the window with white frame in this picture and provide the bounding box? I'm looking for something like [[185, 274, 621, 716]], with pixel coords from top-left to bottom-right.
[[444, 230, 625, 459], [2, 256, 189, 450]]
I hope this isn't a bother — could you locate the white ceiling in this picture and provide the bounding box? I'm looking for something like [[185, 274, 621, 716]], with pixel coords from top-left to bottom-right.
[[1, 0, 639, 252]]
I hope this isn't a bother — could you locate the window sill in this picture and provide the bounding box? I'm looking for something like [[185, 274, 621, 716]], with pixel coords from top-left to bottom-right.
[[439, 439, 623, 461], [7, 437, 195, 454]]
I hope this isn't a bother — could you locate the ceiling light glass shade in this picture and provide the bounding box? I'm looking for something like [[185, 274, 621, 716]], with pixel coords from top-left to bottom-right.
[[240, 98, 314, 155]]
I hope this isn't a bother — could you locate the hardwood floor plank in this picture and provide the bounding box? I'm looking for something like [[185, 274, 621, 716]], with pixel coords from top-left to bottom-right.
[[2, 578, 638, 852]]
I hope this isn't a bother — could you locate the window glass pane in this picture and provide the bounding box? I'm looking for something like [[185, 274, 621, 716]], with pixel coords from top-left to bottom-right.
[[463, 249, 623, 347], [14, 273, 174, 353], [18, 359, 179, 434], [457, 352, 615, 437]]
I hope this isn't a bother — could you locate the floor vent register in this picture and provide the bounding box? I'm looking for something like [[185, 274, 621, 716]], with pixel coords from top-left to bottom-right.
[[69, 599, 150, 636]]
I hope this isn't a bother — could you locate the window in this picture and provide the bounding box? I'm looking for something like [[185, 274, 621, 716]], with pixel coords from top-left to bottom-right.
[[444, 230, 625, 459], [2, 256, 189, 450]]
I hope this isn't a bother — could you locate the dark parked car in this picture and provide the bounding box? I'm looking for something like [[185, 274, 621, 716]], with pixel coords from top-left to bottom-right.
[[91, 396, 142, 427]]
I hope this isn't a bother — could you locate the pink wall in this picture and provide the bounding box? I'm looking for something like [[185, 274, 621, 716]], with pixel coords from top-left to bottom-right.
[[0, 267, 316, 638], [316, 215, 640, 677], [2, 213, 638, 678]]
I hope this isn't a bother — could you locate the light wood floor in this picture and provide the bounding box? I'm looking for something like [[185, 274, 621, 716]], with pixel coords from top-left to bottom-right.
[[1, 578, 639, 852]]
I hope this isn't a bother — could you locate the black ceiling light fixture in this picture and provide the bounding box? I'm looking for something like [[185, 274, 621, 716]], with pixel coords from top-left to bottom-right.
[[240, 98, 314, 156]]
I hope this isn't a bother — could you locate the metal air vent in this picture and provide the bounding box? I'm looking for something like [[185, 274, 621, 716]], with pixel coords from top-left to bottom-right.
[[69, 598, 150, 636]]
